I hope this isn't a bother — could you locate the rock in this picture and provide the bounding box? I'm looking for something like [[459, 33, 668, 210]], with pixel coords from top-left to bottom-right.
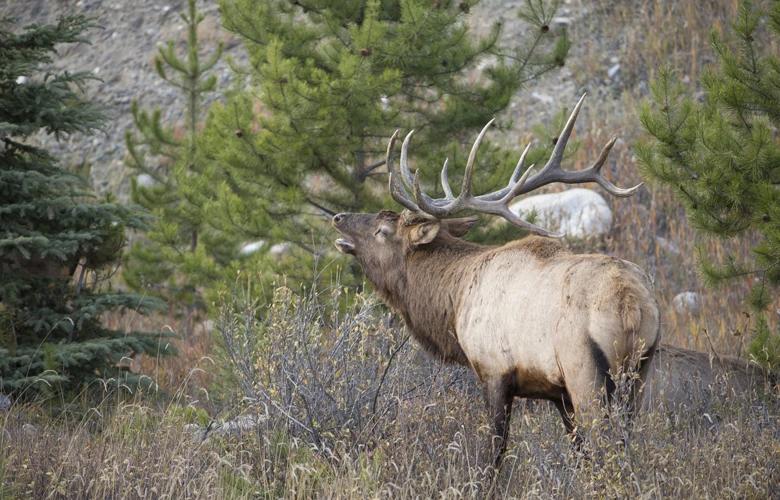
[[531, 91, 554, 105], [216, 414, 263, 436], [269, 242, 292, 258], [0, 394, 11, 411], [188, 414, 266, 441], [672, 291, 701, 315], [644, 344, 771, 411], [508, 188, 612, 238], [22, 423, 37, 437], [184, 423, 208, 440], [15, 75, 28, 84], [136, 173, 157, 188], [239, 240, 265, 256]]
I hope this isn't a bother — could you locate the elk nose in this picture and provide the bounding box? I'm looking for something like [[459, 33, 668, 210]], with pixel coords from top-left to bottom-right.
[[332, 213, 345, 225]]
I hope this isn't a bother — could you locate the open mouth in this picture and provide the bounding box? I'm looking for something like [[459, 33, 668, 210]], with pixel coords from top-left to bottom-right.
[[334, 238, 356, 254]]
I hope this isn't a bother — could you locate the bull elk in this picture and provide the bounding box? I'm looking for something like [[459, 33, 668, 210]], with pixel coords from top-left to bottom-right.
[[332, 94, 660, 464]]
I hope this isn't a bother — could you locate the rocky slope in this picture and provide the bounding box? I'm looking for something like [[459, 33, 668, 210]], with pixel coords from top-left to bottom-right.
[[4, 0, 240, 199], [4, 0, 625, 200]]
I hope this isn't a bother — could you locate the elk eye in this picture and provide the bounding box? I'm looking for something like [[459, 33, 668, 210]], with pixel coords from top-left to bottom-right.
[[374, 226, 389, 239]]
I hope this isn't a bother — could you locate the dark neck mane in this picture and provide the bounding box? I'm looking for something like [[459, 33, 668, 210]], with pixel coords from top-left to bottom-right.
[[385, 234, 485, 365]]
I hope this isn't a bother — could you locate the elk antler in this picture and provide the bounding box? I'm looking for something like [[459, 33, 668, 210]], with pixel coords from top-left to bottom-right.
[[386, 93, 643, 237]]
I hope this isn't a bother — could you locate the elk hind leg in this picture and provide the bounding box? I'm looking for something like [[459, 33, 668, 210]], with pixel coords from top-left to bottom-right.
[[485, 376, 514, 468], [552, 397, 583, 449], [562, 337, 615, 423]]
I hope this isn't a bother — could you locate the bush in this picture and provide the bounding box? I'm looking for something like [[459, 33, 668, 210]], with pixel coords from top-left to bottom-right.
[[216, 279, 477, 456]]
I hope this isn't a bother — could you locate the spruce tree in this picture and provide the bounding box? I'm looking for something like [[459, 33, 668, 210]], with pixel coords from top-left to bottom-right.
[[123, 0, 224, 333], [638, 1, 780, 368], [0, 16, 173, 398], [197, 0, 569, 291]]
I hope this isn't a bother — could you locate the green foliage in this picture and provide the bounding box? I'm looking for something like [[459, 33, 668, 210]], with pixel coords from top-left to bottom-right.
[[637, 1, 780, 369], [123, 0, 224, 328], [0, 16, 174, 398], [196, 0, 569, 296]]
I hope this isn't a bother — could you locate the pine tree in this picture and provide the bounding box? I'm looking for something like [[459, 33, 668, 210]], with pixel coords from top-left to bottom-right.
[[0, 16, 173, 398], [196, 0, 569, 292], [637, 1, 780, 368], [123, 0, 224, 333]]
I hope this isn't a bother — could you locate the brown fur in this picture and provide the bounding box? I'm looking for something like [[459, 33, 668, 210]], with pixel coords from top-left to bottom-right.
[[513, 366, 565, 399], [512, 235, 566, 260], [615, 280, 642, 334], [394, 233, 484, 364]]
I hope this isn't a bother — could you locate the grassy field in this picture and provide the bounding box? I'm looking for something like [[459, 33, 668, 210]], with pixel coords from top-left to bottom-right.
[[2, 0, 779, 498], [1, 286, 777, 498]]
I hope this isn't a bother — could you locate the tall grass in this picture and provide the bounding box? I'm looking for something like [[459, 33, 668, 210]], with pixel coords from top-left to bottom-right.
[[1, 284, 776, 499]]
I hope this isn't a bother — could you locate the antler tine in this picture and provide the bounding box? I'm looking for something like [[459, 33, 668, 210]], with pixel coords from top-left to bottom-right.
[[460, 118, 495, 198], [510, 142, 533, 185], [535, 92, 587, 179], [440, 158, 454, 199], [496, 206, 563, 238], [401, 130, 446, 212], [583, 137, 644, 197], [477, 142, 533, 202], [399, 130, 417, 189], [502, 162, 535, 202], [387, 129, 421, 212], [413, 168, 451, 216]]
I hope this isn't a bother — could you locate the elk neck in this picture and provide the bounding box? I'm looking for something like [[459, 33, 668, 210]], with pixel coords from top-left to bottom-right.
[[387, 233, 487, 365]]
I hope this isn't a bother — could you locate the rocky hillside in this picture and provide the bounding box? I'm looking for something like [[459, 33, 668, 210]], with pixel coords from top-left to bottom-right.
[[4, 0, 241, 199], [5, 0, 639, 201]]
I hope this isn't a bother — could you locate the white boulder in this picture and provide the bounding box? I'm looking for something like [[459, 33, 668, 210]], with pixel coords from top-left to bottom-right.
[[136, 173, 157, 188], [508, 188, 613, 238], [269, 242, 292, 258], [239, 240, 266, 256]]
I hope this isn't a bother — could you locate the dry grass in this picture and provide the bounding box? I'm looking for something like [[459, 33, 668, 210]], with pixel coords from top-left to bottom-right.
[[573, 0, 741, 87], [3, 399, 776, 498], [1, 286, 777, 499]]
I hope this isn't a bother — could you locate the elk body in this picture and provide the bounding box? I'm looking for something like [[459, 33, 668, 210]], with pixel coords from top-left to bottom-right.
[[333, 95, 660, 464]]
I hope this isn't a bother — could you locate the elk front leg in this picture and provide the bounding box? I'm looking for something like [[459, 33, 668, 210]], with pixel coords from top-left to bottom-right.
[[486, 377, 514, 468]]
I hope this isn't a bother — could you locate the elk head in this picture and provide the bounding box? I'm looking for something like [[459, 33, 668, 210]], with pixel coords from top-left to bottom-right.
[[333, 209, 477, 290]]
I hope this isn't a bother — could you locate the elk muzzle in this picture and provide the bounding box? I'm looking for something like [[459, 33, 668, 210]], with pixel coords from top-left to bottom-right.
[[332, 213, 356, 254]]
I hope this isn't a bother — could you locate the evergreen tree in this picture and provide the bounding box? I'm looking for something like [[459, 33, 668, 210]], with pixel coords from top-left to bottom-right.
[[197, 0, 569, 291], [638, 1, 780, 368], [0, 16, 173, 398], [123, 0, 224, 333]]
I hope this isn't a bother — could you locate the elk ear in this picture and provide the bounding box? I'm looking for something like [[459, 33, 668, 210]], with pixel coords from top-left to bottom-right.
[[443, 216, 479, 237], [407, 221, 440, 247]]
